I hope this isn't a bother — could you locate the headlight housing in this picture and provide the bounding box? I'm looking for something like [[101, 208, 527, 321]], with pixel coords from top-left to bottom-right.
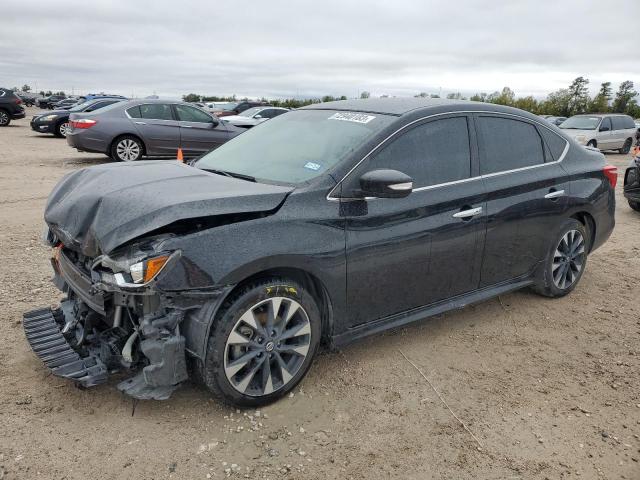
[[574, 135, 587, 144], [39, 114, 59, 122], [128, 254, 171, 284]]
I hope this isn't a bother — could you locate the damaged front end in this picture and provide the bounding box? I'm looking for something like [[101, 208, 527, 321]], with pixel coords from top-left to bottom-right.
[[24, 233, 203, 400]]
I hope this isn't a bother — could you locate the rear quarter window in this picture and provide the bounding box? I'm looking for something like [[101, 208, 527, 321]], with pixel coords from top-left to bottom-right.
[[538, 127, 568, 162], [127, 106, 142, 118], [478, 116, 545, 175]]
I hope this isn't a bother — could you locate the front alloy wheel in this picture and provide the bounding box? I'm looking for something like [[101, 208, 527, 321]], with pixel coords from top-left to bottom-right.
[[56, 121, 70, 137], [224, 297, 311, 396], [200, 278, 321, 406]]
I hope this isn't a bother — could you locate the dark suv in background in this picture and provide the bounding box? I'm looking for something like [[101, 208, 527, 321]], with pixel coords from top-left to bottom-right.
[[0, 88, 26, 126], [37, 94, 66, 109]]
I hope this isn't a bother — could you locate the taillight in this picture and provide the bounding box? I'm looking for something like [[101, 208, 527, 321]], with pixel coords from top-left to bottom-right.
[[603, 165, 617, 188], [15, 98, 22, 105], [70, 119, 97, 129]]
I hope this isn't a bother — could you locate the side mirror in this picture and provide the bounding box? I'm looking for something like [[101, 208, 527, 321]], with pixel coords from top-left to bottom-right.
[[254, 114, 262, 119], [357, 169, 413, 199], [600, 125, 610, 132]]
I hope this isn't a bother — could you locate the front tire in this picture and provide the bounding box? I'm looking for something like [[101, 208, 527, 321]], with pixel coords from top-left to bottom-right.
[[619, 138, 632, 155], [533, 219, 589, 298], [586, 140, 597, 149], [200, 278, 321, 407], [110, 136, 143, 161], [55, 120, 70, 138]]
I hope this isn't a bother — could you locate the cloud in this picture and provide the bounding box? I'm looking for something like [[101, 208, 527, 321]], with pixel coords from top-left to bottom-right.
[[1, 0, 637, 99]]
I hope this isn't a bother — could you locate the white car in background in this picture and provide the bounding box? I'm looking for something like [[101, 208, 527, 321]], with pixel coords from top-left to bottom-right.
[[221, 106, 289, 128], [559, 114, 636, 154]]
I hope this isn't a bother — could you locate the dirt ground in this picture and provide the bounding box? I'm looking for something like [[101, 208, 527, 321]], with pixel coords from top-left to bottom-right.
[[0, 107, 638, 480]]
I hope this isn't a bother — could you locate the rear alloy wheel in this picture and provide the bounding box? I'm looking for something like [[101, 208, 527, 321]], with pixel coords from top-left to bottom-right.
[[619, 138, 632, 155], [0, 110, 10, 127], [55, 121, 70, 138], [111, 136, 143, 162], [533, 219, 588, 298], [201, 278, 321, 406]]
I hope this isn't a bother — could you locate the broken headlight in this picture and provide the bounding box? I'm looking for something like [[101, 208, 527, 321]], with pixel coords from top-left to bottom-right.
[[128, 255, 171, 284]]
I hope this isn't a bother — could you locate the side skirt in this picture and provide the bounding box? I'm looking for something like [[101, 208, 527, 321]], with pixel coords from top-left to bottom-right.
[[330, 277, 533, 349]]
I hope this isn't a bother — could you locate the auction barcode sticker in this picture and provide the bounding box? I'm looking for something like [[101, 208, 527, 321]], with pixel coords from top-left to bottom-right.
[[328, 112, 376, 124]]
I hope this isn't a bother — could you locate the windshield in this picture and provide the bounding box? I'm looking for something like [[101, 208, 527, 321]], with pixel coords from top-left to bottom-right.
[[560, 116, 601, 130], [239, 107, 263, 118], [195, 109, 395, 184]]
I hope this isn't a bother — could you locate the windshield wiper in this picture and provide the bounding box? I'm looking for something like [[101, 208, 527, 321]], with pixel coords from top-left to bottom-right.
[[200, 168, 256, 182]]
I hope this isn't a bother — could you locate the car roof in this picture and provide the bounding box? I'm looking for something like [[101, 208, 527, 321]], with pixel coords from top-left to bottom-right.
[[302, 97, 537, 118]]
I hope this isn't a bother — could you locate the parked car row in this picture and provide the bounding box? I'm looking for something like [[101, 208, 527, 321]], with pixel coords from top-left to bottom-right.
[[558, 114, 636, 154], [31, 98, 126, 137]]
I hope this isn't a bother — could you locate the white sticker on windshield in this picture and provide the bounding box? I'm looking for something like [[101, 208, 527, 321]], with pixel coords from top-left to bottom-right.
[[328, 112, 376, 124], [304, 162, 321, 171]]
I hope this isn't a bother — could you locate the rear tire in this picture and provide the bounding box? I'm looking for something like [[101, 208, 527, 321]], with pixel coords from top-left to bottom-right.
[[199, 277, 321, 407], [0, 109, 10, 127], [110, 135, 143, 162], [532, 218, 589, 298], [629, 200, 640, 212], [586, 140, 597, 149], [619, 138, 632, 154]]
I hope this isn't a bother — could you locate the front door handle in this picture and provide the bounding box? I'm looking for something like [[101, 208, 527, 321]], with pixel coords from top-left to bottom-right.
[[453, 206, 483, 219], [182, 125, 193, 128], [134, 121, 146, 125], [544, 189, 565, 199]]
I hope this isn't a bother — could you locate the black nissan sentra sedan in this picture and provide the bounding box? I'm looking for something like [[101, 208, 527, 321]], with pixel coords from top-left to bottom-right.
[[24, 98, 616, 406]]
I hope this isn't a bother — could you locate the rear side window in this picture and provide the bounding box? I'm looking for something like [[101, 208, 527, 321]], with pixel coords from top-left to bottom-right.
[[478, 116, 545, 175], [139, 104, 174, 121], [611, 116, 635, 130], [538, 127, 568, 162], [367, 116, 471, 188]]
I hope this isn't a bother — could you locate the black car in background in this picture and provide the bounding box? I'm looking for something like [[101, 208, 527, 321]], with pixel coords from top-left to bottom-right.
[[0, 87, 26, 126], [31, 98, 125, 137], [623, 155, 640, 211], [37, 94, 66, 109], [24, 98, 616, 406], [52, 98, 81, 110]]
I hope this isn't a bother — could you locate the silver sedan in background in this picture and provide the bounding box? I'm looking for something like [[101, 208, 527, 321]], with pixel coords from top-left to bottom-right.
[[221, 106, 289, 128], [66, 99, 245, 161]]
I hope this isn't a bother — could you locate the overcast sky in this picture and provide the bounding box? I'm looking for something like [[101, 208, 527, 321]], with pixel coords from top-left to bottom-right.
[[1, 0, 638, 99]]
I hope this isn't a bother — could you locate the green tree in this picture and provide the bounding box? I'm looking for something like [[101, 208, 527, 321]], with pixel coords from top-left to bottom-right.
[[487, 87, 515, 106], [182, 93, 201, 102], [470, 93, 488, 102], [21, 84, 31, 92], [612, 81, 637, 113], [588, 82, 612, 113], [360, 91, 370, 99], [446, 92, 466, 100], [566, 76, 590, 115], [414, 92, 429, 98], [513, 96, 539, 113], [542, 88, 572, 116]]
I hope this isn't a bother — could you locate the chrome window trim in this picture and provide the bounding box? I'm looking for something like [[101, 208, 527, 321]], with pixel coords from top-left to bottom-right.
[[326, 110, 570, 202]]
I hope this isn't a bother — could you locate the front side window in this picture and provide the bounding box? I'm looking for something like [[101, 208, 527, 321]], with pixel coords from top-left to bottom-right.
[[478, 116, 545, 175], [600, 117, 612, 131], [175, 105, 213, 123], [196, 109, 395, 184], [364, 116, 471, 188], [139, 104, 174, 121]]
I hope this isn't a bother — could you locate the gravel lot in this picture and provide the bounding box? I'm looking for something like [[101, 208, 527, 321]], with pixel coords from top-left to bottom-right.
[[1, 107, 639, 480]]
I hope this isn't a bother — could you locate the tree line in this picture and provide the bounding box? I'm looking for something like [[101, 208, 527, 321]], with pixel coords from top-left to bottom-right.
[[184, 77, 639, 118]]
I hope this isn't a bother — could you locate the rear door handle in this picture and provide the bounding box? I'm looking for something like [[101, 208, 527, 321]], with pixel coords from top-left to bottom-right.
[[134, 121, 146, 125], [182, 125, 193, 128], [453, 206, 483, 219], [544, 189, 565, 199]]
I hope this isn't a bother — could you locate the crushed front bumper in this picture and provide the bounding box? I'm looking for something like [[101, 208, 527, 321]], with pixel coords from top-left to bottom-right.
[[23, 306, 108, 387]]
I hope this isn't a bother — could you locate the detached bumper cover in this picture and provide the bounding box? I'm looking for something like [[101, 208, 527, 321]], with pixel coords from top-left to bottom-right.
[[23, 307, 108, 387]]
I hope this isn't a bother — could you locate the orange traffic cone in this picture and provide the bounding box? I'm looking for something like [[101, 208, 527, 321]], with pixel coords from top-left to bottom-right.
[[177, 147, 184, 163]]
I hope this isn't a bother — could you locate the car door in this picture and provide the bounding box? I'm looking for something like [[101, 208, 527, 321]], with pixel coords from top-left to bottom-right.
[[342, 114, 486, 327], [128, 103, 181, 156], [475, 114, 571, 287], [174, 104, 230, 155], [597, 117, 613, 149], [610, 116, 628, 149]]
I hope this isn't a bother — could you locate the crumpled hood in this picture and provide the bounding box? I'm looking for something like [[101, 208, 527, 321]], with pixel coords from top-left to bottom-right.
[[45, 161, 293, 256]]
